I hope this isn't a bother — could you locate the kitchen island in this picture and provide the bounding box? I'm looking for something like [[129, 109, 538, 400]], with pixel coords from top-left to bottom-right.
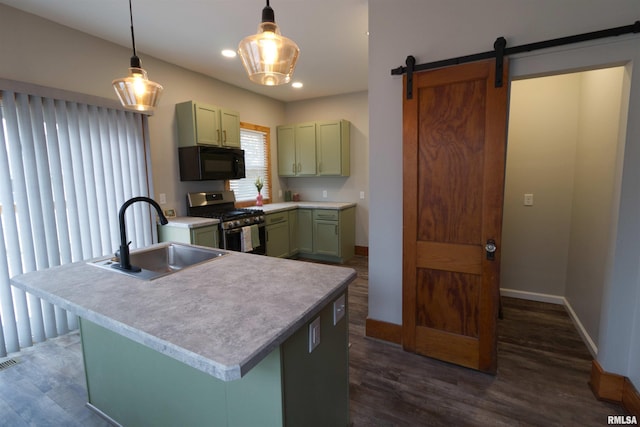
[[10, 244, 356, 426]]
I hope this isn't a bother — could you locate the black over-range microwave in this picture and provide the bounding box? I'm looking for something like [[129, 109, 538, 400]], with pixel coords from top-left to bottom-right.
[[178, 146, 246, 181]]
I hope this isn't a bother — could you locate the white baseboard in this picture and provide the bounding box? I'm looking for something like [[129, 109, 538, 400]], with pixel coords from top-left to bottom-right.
[[562, 298, 598, 358], [500, 288, 564, 305], [500, 287, 598, 358]]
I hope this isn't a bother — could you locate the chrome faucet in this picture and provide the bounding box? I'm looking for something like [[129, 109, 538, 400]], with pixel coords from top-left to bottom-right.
[[113, 196, 169, 272]]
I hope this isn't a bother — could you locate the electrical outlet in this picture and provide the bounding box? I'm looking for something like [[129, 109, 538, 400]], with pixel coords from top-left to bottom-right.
[[309, 316, 321, 353], [159, 193, 167, 204], [359, 191, 365, 200], [322, 190, 328, 198], [333, 294, 346, 325]]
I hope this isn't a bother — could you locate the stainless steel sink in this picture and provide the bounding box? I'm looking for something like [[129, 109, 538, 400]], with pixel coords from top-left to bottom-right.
[[89, 243, 227, 280]]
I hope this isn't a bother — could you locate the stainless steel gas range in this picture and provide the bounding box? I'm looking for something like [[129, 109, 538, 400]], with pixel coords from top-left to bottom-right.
[[186, 191, 266, 254]]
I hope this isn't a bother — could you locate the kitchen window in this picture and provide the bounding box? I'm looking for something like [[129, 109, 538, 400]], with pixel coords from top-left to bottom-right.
[[229, 123, 271, 206]]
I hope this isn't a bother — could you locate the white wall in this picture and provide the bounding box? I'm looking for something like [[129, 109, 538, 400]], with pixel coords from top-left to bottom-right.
[[0, 4, 287, 217], [501, 74, 580, 297], [502, 68, 625, 349], [283, 92, 369, 246], [565, 67, 625, 348], [369, 0, 640, 387]]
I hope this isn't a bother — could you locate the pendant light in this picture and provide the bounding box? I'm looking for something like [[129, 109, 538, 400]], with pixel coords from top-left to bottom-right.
[[238, 0, 300, 86], [112, 0, 163, 112]]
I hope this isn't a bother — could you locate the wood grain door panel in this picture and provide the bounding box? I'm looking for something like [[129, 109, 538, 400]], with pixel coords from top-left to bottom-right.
[[403, 59, 509, 373], [417, 79, 485, 245]]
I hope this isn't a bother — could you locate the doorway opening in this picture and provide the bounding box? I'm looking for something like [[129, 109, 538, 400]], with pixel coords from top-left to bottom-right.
[[500, 65, 628, 357]]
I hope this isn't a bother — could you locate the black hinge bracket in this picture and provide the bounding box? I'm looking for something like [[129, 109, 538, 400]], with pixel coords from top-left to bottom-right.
[[494, 37, 507, 88], [405, 55, 416, 100]]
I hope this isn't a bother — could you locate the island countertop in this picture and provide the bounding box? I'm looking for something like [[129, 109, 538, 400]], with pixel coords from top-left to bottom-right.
[[10, 245, 356, 381]]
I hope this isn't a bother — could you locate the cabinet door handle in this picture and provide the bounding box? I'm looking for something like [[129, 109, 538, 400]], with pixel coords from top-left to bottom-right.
[[292, 163, 296, 174], [298, 162, 301, 173], [217, 129, 221, 143], [335, 225, 338, 235], [318, 162, 322, 173], [223, 130, 227, 142]]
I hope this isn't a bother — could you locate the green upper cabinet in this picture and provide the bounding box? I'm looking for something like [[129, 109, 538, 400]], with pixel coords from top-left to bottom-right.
[[277, 123, 317, 176], [316, 120, 350, 176], [277, 120, 349, 177], [295, 122, 317, 176], [219, 108, 240, 148], [277, 125, 296, 177], [176, 101, 240, 149]]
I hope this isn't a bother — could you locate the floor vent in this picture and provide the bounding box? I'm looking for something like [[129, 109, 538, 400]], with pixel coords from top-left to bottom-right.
[[0, 358, 18, 371]]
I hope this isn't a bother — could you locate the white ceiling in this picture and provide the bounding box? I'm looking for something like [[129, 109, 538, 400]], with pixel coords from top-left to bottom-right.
[[0, 0, 369, 103]]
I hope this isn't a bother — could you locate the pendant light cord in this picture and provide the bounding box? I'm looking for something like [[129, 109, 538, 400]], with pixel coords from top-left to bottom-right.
[[129, 0, 137, 58]]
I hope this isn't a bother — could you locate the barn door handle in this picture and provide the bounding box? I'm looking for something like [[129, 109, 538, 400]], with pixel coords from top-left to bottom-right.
[[485, 239, 497, 260]]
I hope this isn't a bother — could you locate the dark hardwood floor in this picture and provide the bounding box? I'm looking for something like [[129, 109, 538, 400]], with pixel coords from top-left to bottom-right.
[[346, 256, 624, 426], [0, 255, 625, 426]]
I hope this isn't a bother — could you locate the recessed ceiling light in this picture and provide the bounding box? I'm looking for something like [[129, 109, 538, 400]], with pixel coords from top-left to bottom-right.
[[291, 82, 303, 89], [221, 49, 237, 58]]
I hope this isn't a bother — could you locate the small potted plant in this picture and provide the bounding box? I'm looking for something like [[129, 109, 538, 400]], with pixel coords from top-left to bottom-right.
[[255, 176, 264, 206]]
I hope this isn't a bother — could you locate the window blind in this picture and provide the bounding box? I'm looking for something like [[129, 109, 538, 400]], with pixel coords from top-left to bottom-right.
[[230, 128, 270, 201], [0, 89, 153, 356]]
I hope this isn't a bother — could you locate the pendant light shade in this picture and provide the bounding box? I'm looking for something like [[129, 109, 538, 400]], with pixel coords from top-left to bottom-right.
[[238, 0, 300, 86], [112, 0, 163, 112]]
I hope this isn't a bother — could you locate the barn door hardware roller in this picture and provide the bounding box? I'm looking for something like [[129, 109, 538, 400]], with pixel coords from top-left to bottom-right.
[[391, 20, 640, 100]]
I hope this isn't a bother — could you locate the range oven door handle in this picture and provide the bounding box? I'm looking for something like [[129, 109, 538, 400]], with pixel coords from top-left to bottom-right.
[[223, 223, 266, 235]]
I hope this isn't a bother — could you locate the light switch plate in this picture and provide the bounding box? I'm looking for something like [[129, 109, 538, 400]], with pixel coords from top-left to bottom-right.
[[309, 316, 321, 353], [333, 294, 346, 325], [524, 193, 534, 206]]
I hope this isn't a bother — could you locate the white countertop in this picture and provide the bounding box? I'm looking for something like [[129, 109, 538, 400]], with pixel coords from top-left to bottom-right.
[[254, 201, 357, 214], [10, 244, 355, 382]]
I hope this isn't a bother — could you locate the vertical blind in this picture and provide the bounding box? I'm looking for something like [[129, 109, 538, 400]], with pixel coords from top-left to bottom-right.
[[230, 127, 270, 201], [0, 89, 153, 356]]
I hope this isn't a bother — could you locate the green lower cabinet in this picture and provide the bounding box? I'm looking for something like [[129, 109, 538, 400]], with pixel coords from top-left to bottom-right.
[[288, 210, 299, 255], [264, 207, 355, 263], [282, 293, 349, 426], [297, 209, 313, 253], [158, 223, 219, 248], [299, 207, 355, 264], [314, 219, 340, 256], [266, 222, 289, 257], [265, 212, 290, 257], [79, 292, 349, 427]]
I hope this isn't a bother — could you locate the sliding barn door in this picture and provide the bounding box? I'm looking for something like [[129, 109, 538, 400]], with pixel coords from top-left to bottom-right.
[[402, 59, 509, 373]]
